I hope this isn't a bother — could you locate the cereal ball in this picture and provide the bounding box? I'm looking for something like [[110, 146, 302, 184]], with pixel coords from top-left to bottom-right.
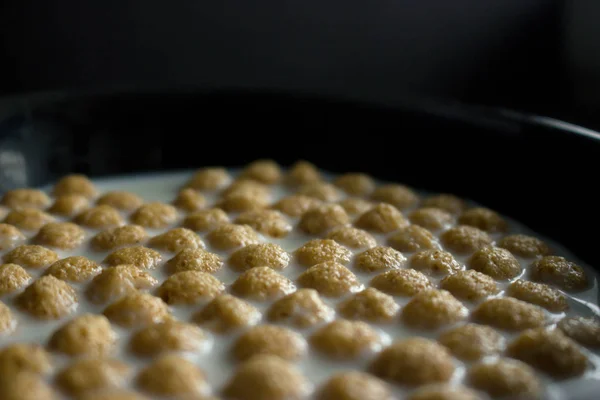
[[48, 195, 90, 217], [148, 227, 204, 253], [355, 246, 406, 273], [371, 184, 419, 210], [295, 239, 352, 267], [79, 389, 148, 400], [326, 226, 376, 249], [183, 208, 230, 231], [530, 256, 589, 292], [298, 204, 350, 234], [407, 385, 481, 400], [4, 208, 54, 231], [558, 316, 600, 348], [233, 324, 307, 361], [338, 288, 399, 323], [130, 320, 207, 356], [92, 225, 147, 251], [229, 243, 290, 272], [422, 194, 466, 214], [310, 320, 383, 359], [206, 223, 260, 250], [468, 247, 521, 280], [232, 267, 295, 301], [318, 371, 393, 400], [0, 263, 31, 295], [104, 246, 162, 270], [0, 343, 52, 375], [76, 205, 124, 229], [166, 248, 223, 274], [507, 327, 588, 379], [173, 188, 206, 212], [218, 189, 270, 212], [103, 292, 169, 328], [222, 179, 270, 198], [438, 323, 504, 361], [370, 338, 454, 385], [355, 203, 408, 233], [440, 225, 492, 254], [498, 234, 550, 258], [287, 160, 322, 185], [409, 207, 453, 231], [401, 289, 467, 329], [194, 294, 261, 333], [3, 244, 58, 268], [186, 167, 231, 191], [267, 289, 333, 328], [56, 358, 129, 396], [0, 223, 25, 250], [410, 250, 462, 276], [272, 195, 322, 217], [459, 207, 507, 233], [334, 173, 376, 196], [472, 298, 545, 331], [235, 209, 292, 238], [2, 188, 50, 210], [35, 222, 85, 250], [224, 355, 310, 400], [157, 271, 224, 305], [0, 301, 15, 334], [298, 262, 361, 297], [468, 359, 541, 399], [97, 191, 143, 212], [507, 279, 568, 312], [297, 182, 340, 202], [0, 372, 56, 400], [240, 159, 282, 184], [54, 174, 97, 198], [45, 256, 101, 283], [439, 270, 499, 302], [370, 269, 433, 296], [136, 354, 209, 398], [388, 225, 437, 252], [338, 197, 374, 215], [49, 314, 116, 357], [130, 202, 178, 229], [17, 276, 77, 319]]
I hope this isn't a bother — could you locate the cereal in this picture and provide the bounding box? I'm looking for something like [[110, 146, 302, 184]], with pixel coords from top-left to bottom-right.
[[0, 223, 25, 250], [183, 208, 230, 231], [355, 246, 406, 272], [371, 184, 418, 210], [166, 248, 223, 274], [467, 359, 541, 399], [92, 225, 147, 251], [558, 316, 600, 348], [173, 188, 206, 212], [530, 256, 589, 292], [338, 198, 374, 215], [0, 301, 15, 334], [186, 167, 230, 190], [0, 263, 31, 295], [310, 320, 383, 359], [35, 222, 85, 250], [355, 203, 408, 233], [240, 159, 282, 184], [104, 246, 162, 270], [286, 160, 322, 186], [498, 234, 551, 258], [297, 262, 361, 297], [267, 289, 334, 328], [129, 320, 207, 356], [194, 294, 261, 333], [410, 250, 462, 276], [468, 246, 521, 280], [0, 372, 56, 400], [297, 182, 341, 202], [472, 298, 545, 331], [45, 256, 101, 283], [334, 173, 376, 196], [148, 227, 204, 252], [86, 265, 158, 304], [0, 343, 52, 375], [76, 205, 124, 229], [2, 188, 50, 210], [298, 204, 350, 234], [318, 371, 393, 400], [229, 243, 290, 271], [49, 314, 116, 357], [459, 207, 507, 233], [206, 223, 260, 250], [388, 225, 437, 252], [409, 208, 453, 231], [370, 338, 454, 385], [103, 292, 170, 328], [56, 358, 129, 396], [326, 226, 377, 249], [401, 289, 467, 329], [440, 225, 492, 254], [4, 208, 54, 231], [136, 354, 209, 397], [370, 269, 433, 296], [54, 174, 97, 198], [272, 195, 322, 217], [295, 239, 352, 266], [97, 191, 143, 212], [438, 323, 504, 361], [422, 194, 466, 214], [222, 179, 270, 198], [507, 279, 568, 312], [232, 267, 295, 301], [48, 195, 90, 217], [130, 202, 178, 229], [440, 270, 499, 302], [3, 244, 58, 268], [157, 271, 224, 305], [235, 209, 292, 238], [338, 288, 399, 323], [233, 324, 307, 361], [218, 188, 270, 212], [17, 276, 78, 319], [79, 389, 149, 400]]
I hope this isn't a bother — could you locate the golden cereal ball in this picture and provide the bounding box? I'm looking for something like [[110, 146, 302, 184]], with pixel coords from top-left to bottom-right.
[[468, 359, 541, 399], [79, 389, 149, 400], [507, 327, 588, 379], [440, 225, 492, 254], [507, 279, 568, 312], [295, 239, 352, 267], [0, 301, 15, 334], [459, 207, 507, 233], [409, 207, 452, 231], [0, 223, 25, 250], [370, 338, 454, 385], [130, 202, 178, 228], [439, 270, 499, 302], [35, 222, 85, 250], [48, 195, 90, 217], [334, 173, 376, 196], [401, 289, 467, 329], [45, 256, 101, 283], [407, 384, 482, 400], [272, 195, 322, 217], [233, 324, 307, 361], [173, 188, 206, 212], [92, 225, 147, 251], [56, 358, 129, 396], [438, 323, 504, 361], [17, 276, 77, 319], [297, 182, 341, 202], [3, 244, 58, 268], [0, 263, 31, 295], [136, 354, 209, 398], [103, 291, 170, 328], [224, 355, 310, 400], [310, 319, 383, 359], [370, 269, 433, 296], [267, 289, 333, 328], [218, 190, 270, 212], [157, 271, 224, 305], [104, 246, 162, 270], [194, 294, 261, 333], [422, 194, 466, 214], [530, 256, 589, 292], [410, 250, 462, 276], [287, 160, 322, 186], [355, 203, 408, 233], [97, 191, 143, 211], [558, 316, 600, 348], [468, 247, 521, 280], [371, 184, 418, 210], [183, 208, 230, 231], [222, 178, 270, 198], [235, 209, 292, 238], [2, 188, 50, 209], [76, 205, 124, 229], [338, 287, 399, 323], [338, 197, 374, 215], [0, 372, 56, 400], [130, 320, 207, 356], [148, 227, 204, 253], [87, 265, 157, 305], [355, 246, 406, 273], [206, 223, 260, 250], [232, 267, 295, 301], [240, 159, 282, 184], [472, 297, 545, 331], [186, 167, 231, 191], [4, 208, 54, 231], [297, 262, 361, 297], [498, 234, 550, 258], [388, 225, 437, 252], [298, 204, 350, 234], [0, 343, 52, 375], [166, 248, 223, 274], [326, 226, 376, 249], [318, 371, 393, 400], [49, 314, 116, 357], [229, 243, 290, 271], [54, 174, 97, 198]]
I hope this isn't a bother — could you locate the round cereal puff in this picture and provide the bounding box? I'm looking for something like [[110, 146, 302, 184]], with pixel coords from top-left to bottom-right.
[[468, 359, 541, 399], [103, 292, 169, 328], [17, 276, 78, 319], [326, 226, 377, 249], [338, 288, 399, 323], [0, 372, 56, 400], [87, 265, 158, 304], [54, 174, 97, 198], [407, 384, 482, 400], [56, 358, 129, 396], [104, 246, 162, 270], [297, 262, 361, 297], [183, 208, 230, 232], [0, 343, 52, 375], [232, 267, 295, 301], [438, 323, 504, 361], [240, 159, 282, 184], [297, 182, 341, 202], [298, 204, 350, 234], [506, 279, 568, 312], [459, 207, 507, 233], [206, 223, 260, 250], [235, 209, 292, 238], [439, 270, 499, 302], [272, 195, 322, 217], [355, 203, 408, 233], [318, 371, 393, 400], [97, 191, 143, 212], [4, 208, 54, 231], [370, 269, 433, 296], [287, 160, 322, 186], [49, 314, 116, 357], [388, 225, 437, 252], [310, 319, 383, 359], [295, 239, 352, 267], [371, 184, 418, 210], [76, 205, 124, 229], [355, 246, 406, 273], [530, 256, 589, 292], [173, 188, 206, 212], [148, 227, 204, 253], [558, 316, 600, 348], [48, 195, 90, 217], [45, 256, 101, 283], [233, 324, 307, 361], [222, 179, 270, 198], [157, 271, 224, 305], [194, 294, 261, 333], [334, 173, 376, 196], [130, 202, 178, 229], [3, 244, 58, 268], [498, 234, 551, 258], [0, 223, 25, 250], [440, 225, 492, 254], [408, 207, 453, 231], [468, 246, 521, 280], [0, 301, 15, 334], [472, 298, 545, 331], [422, 194, 466, 214], [1, 188, 50, 209], [401, 289, 467, 329], [136, 354, 209, 397], [186, 167, 231, 191], [338, 198, 374, 215], [0, 263, 31, 295], [130, 320, 208, 356], [166, 248, 223, 274], [35, 222, 85, 250], [229, 243, 290, 271], [410, 250, 462, 276], [218, 190, 270, 212], [92, 225, 147, 251], [267, 289, 333, 328]]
